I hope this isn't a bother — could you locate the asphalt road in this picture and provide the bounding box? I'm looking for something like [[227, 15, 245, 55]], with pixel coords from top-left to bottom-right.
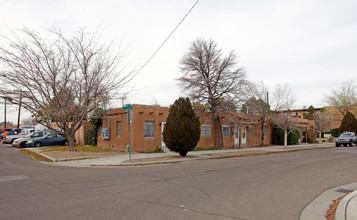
[[1, 144, 357, 220]]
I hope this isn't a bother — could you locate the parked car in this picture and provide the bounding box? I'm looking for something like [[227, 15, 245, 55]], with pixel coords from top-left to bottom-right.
[[25, 133, 68, 148], [3, 132, 28, 144], [335, 132, 357, 147], [1, 128, 15, 141], [12, 130, 53, 148]]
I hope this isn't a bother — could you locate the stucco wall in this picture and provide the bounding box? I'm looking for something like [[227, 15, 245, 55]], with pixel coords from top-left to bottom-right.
[[97, 105, 169, 152], [97, 105, 274, 152]]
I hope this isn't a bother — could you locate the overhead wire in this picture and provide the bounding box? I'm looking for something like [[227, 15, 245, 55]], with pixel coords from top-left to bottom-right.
[[135, 0, 199, 75]]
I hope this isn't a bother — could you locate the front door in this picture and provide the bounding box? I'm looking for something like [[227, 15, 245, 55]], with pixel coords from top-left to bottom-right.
[[241, 127, 247, 145], [234, 127, 239, 146], [161, 122, 169, 152]]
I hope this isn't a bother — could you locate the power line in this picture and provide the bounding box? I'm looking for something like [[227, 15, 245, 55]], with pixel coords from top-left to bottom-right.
[[136, 0, 199, 75]]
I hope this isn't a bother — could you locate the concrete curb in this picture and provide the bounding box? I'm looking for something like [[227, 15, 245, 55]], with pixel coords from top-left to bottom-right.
[[49, 144, 334, 167], [335, 190, 357, 220], [106, 157, 202, 166], [20, 148, 57, 162], [300, 182, 357, 220], [18, 143, 335, 167]]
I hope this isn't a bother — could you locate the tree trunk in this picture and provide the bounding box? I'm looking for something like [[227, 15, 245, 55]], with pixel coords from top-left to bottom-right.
[[68, 136, 76, 151], [319, 131, 322, 139], [260, 119, 265, 146], [284, 129, 288, 148], [213, 112, 224, 148], [64, 130, 77, 151]]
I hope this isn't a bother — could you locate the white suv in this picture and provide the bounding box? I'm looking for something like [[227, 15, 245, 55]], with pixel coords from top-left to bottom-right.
[[335, 132, 357, 147]]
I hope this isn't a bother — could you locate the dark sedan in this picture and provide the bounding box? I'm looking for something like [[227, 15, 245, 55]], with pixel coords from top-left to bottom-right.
[[25, 133, 68, 148]]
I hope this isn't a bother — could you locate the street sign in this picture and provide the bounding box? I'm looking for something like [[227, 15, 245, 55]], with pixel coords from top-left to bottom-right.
[[123, 104, 133, 110]]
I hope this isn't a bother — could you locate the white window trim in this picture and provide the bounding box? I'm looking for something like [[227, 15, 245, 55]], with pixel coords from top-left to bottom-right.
[[222, 125, 230, 137], [201, 124, 212, 137]]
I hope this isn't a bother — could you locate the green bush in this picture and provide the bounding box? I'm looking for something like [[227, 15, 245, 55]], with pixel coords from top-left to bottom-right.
[[84, 108, 104, 146], [153, 146, 163, 153], [272, 125, 300, 145], [289, 130, 300, 145], [163, 97, 200, 156], [306, 126, 317, 143], [339, 111, 357, 134], [330, 128, 339, 138], [85, 128, 97, 146]]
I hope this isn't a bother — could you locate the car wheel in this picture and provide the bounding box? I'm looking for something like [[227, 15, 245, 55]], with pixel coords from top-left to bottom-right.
[[63, 140, 69, 146], [336, 143, 341, 147], [20, 142, 26, 148], [34, 142, 42, 148]]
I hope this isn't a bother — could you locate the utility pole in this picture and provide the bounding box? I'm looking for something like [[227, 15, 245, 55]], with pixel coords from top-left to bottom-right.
[[4, 96, 6, 129], [17, 90, 22, 130]]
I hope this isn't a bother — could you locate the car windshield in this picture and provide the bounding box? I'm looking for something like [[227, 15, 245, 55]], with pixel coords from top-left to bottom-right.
[[44, 133, 57, 138], [25, 133, 35, 138], [340, 133, 352, 137], [25, 131, 43, 138]]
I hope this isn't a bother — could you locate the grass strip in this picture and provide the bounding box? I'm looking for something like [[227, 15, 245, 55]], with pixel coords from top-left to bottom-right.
[[40, 145, 117, 153], [18, 149, 53, 162]]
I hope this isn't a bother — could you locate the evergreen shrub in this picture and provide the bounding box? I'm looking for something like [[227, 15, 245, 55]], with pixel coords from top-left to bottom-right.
[[163, 97, 200, 156], [272, 125, 300, 145], [339, 111, 357, 134]]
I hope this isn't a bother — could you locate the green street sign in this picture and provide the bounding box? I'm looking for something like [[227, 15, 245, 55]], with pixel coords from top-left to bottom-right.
[[123, 104, 133, 110]]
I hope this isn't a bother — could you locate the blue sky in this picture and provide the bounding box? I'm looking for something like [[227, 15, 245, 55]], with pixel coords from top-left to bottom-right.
[[1, 0, 357, 122]]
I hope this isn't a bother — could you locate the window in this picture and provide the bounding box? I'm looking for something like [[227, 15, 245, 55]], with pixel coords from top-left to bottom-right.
[[263, 126, 268, 137], [116, 121, 122, 137], [145, 121, 155, 137], [47, 133, 57, 138], [222, 125, 230, 137], [201, 124, 211, 137], [254, 126, 257, 137], [302, 128, 306, 137], [249, 126, 253, 137]]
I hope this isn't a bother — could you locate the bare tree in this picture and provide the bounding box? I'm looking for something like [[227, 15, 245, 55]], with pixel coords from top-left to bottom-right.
[[314, 110, 330, 139], [244, 81, 270, 146], [271, 83, 297, 148], [178, 39, 247, 148], [0, 27, 133, 151], [21, 117, 35, 125], [325, 81, 357, 116]]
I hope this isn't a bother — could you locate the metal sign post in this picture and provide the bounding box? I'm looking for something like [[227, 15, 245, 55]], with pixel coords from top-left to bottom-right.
[[123, 104, 133, 163]]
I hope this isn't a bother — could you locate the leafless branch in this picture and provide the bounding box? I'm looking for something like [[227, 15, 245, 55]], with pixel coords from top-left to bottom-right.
[[0, 27, 134, 150]]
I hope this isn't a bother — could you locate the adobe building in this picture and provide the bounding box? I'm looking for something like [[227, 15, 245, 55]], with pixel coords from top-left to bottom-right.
[[275, 109, 316, 142], [97, 104, 273, 152], [97, 105, 169, 152]]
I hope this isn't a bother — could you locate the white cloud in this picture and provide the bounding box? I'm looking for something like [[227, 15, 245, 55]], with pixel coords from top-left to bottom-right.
[[0, 0, 356, 122]]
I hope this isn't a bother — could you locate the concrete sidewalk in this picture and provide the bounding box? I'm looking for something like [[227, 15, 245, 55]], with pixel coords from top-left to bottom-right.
[[300, 182, 357, 220], [28, 142, 335, 167]]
